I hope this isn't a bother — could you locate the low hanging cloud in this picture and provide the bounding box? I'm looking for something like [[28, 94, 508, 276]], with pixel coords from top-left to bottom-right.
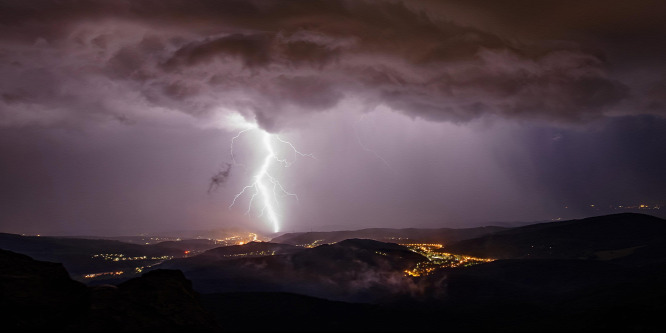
[[0, 0, 658, 132]]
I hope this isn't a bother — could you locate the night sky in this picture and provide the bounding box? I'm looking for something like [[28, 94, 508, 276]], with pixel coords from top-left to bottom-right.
[[1, 0, 665, 235]]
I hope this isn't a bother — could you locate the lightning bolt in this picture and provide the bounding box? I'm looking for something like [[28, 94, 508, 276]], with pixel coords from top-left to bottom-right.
[[228, 120, 314, 233]]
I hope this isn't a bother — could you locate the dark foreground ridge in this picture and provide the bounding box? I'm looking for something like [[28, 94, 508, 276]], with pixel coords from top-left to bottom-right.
[[0, 249, 218, 331]]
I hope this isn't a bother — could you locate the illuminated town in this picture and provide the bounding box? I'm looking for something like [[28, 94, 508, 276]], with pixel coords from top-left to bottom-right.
[[92, 254, 175, 261], [214, 250, 278, 258], [83, 271, 125, 279], [81, 232, 262, 279], [400, 243, 495, 277], [81, 238, 496, 280], [298, 239, 326, 248], [213, 233, 260, 245]]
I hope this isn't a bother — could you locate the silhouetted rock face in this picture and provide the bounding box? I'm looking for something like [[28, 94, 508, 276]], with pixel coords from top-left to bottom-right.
[[85, 269, 218, 331], [0, 249, 218, 331], [0, 249, 89, 330]]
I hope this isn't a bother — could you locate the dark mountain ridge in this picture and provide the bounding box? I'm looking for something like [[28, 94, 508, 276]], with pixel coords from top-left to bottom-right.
[[272, 226, 505, 246], [441, 213, 666, 265], [202, 241, 302, 258]]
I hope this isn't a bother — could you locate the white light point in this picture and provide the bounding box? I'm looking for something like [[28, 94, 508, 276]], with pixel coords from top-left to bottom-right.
[[228, 116, 314, 233]]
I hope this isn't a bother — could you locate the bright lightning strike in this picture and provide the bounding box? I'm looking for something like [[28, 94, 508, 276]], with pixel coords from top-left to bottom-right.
[[227, 115, 314, 233]]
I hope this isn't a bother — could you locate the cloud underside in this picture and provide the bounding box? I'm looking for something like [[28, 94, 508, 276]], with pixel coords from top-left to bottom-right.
[[0, 0, 655, 130]]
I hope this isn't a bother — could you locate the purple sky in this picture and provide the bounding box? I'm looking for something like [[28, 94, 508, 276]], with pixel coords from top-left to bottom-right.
[[1, 0, 665, 235]]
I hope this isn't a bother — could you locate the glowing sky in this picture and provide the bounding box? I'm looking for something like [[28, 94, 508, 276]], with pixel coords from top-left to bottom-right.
[[1, 0, 665, 235]]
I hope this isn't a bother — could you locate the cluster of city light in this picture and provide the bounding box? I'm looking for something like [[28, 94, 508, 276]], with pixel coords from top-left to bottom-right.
[[136, 236, 182, 245], [227, 114, 314, 233], [401, 243, 494, 277], [213, 233, 261, 246], [404, 263, 437, 277], [82, 232, 264, 279], [92, 253, 174, 261], [615, 204, 661, 210], [295, 239, 326, 248], [385, 237, 409, 241], [400, 243, 444, 254], [216, 250, 277, 258], [133, 260, 166, 273], [83, 271, 124, 279], [570, 203, 662, 211]]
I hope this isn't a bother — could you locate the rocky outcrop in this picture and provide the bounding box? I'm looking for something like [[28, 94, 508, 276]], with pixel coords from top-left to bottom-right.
[[0, 249, 218, 331]]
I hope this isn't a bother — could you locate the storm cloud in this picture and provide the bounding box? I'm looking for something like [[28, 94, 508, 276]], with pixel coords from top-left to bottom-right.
[[1, 0, 659, 131]]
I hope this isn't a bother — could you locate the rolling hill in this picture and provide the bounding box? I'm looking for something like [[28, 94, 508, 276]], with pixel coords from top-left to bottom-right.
[[0, 233, 220, 277], [440, 213, 666, 266], [271, 226, 506, 246], [153, 238, 428, 302]]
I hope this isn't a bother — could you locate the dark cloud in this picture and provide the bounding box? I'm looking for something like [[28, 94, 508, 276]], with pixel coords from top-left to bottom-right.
[[208, 163, 232, 193], [0, 0, 659, 131], [164, 33, 273, 70]]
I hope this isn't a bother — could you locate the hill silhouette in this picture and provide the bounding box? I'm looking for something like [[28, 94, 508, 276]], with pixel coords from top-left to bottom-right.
[[202, 241, 302, 258], [441, 213, 666, 265], [272, 226, 505, 246], [0, 249, 217, 331], [0, 233, 221, 278], [157, 241, 304, 272], [155, 238, 428, 302], [0, 249, 88, 330]]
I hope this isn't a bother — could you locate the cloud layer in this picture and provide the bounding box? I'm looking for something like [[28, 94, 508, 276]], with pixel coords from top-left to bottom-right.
[[2, 0, 658, 132]]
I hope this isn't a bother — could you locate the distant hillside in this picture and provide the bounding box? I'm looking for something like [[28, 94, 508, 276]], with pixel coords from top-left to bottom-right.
[[158, 242, 304, 272], [154, 239, 428, 302], [150, 227, 259, 240], [0, 233, 212, 277], [272, 226, 505, 246], [201, 241, 303, 258], [441, 213, 666, 265], [150, 239, 222, 253]]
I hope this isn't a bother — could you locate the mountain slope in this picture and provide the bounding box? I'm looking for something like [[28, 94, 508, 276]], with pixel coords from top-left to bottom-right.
[[441, 213, 666, 264], [154, 239, 428, 302], [0, 233, 213, 277], [272, 226, 506, 246]]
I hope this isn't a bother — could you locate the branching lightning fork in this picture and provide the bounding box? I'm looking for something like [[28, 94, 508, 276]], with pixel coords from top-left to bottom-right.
[[228, 121, 314, 233]]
